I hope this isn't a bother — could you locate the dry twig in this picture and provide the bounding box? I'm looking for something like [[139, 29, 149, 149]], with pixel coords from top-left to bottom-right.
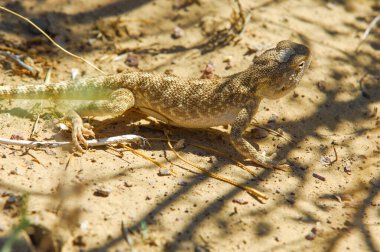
[[330, 145, 338, 165], [0, 134, 144, 148], [356, 15, 380, 52], [0, 50, 35, 74]]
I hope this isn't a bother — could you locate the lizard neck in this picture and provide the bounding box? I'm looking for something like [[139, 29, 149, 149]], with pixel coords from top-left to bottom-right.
[[219, 68, 263, 104]]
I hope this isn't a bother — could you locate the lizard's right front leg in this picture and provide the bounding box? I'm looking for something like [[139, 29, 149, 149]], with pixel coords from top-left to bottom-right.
[[62, 88, 135, 152], [230, 100, 279, 169]]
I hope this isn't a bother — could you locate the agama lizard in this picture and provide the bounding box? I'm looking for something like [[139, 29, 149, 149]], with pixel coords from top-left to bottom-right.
[[0, 40, 311, 169]]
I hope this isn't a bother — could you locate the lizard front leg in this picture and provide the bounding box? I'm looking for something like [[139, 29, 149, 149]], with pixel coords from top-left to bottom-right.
[[62, 88, 135, 152], [231, 100, 279, 169]]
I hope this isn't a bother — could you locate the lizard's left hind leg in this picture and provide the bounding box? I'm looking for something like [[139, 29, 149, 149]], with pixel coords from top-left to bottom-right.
[[60, 88, 135, 151]]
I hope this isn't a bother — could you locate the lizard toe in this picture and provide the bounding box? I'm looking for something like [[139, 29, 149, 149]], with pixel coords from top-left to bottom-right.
[[72, 132, 85, 152], [72, 125, 88, 152], [77, 130, 89, 148], [82, 128, 95, 138]]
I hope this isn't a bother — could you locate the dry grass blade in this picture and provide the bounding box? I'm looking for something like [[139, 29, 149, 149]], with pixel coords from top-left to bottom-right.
[[44, 67, 52, 84], [147, 137, 256, 177], [64, 154, 73, 171], [121, 144, 177, 176], [23, 150, 45, 167], [0, 6, 106, 75], [121, 221, 136, 252], [29, 113, 40, 139], [252, 120, 295, 143], [164, 133, 267, 201], [191, 142, 256, 177]]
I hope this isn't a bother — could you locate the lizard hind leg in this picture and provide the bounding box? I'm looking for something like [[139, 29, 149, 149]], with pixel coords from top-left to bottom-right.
[[61, 88, 135, 152]]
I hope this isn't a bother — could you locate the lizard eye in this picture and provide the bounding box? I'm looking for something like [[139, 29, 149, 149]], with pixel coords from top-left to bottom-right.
[[298, 61, 305, 68]]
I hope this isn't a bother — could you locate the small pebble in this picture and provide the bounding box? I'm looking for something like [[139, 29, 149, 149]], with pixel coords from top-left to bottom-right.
[[10, 134, 24, 140], [200, 61, 216, 79], [177, 179, 188, 186], [172, 26, 184, 39], [305, 227, 318, 240], [71, 68, 80, 80], [93, 187, 112, 197], [286, 198, 295, 205], [56, 123, 69, 131], [124, 182, 133, 187], [125, 54, 139, 68], [223, 55, 232, 63], [268, 114, 278, 123], [80, 221, 89, 231], [316, 81, 327, 91], [223, 56, 233, 70], [344, 165, 352, 174], [158, 168, 171, 176], [72, 235, 86, 247], [320, 155, 332, 166]]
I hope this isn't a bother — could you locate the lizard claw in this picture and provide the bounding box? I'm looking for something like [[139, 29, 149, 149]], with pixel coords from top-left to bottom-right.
[[65, 110, 96, 152], [71, 123, 95, 152], [250, 151, 288, 170], [257, 151, 277, 169], [262, 156, 290, 170]]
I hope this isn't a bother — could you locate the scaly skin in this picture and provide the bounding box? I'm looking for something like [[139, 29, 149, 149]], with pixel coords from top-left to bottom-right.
[[0, 40, 311, 168]]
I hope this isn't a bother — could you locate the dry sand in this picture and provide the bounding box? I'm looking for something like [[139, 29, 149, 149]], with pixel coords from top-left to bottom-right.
[[0, 0, 379, 251]]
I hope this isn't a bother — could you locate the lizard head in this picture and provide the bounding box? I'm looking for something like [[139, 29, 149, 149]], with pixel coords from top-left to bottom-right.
[[255, 40, 311, 100]]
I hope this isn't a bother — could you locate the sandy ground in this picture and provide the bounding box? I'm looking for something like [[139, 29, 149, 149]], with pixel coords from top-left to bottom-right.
[[0, 0, 379, 251]]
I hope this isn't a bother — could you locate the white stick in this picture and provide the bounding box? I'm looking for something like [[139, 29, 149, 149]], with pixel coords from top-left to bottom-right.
[[0, 134, 145, 148], [356, 15, 380, 51]]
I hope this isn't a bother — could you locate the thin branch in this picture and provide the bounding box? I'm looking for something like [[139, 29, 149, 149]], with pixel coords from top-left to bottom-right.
[[330, 145, 338, 165], [0, 50, 35, 73], [0, 134, 145, 148]]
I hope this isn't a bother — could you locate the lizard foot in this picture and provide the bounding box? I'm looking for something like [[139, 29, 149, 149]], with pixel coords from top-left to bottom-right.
[[260, 159, 289, 170], [71, 121, 95, 152], [247, 151, 289, 170]]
